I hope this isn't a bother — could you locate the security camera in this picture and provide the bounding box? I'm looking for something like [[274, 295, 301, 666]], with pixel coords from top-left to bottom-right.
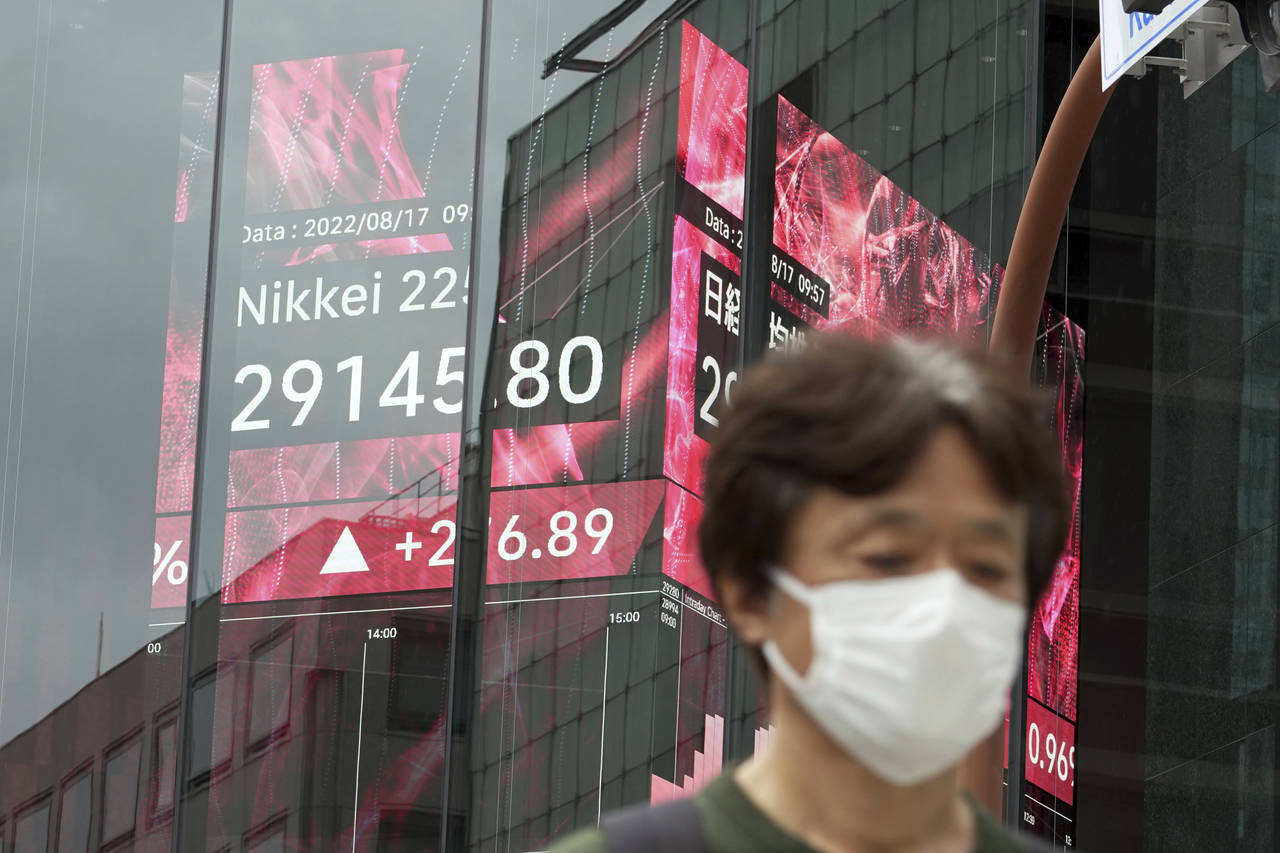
[[1227, 0, 1280, 54], [1123, 0, 1280, 55]]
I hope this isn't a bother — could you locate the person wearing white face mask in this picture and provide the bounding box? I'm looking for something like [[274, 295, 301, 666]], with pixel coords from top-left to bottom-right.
[[550, 332, 1068, 853]]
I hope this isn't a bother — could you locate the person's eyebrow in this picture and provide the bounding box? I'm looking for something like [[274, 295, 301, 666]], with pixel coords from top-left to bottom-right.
[[830, 507, 925, 551], [962, 517, 1020, 545]]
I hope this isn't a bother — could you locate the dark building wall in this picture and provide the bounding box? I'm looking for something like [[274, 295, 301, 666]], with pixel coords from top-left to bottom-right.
[[1058, 2, 1280, 848], [1142, 46, 1280, 853]]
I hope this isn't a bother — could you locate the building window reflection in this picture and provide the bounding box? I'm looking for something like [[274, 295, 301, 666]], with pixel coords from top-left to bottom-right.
[[101, 736, 142, 847], [374, 809, 443, 852], [247, 633, 294, 752], [387, 616, 450, 732], [188, 672, 218, 784], [14, 798, 51, 853], [188, 665, 237, 787], [55, 770, 92, 853], [244, 820, 285, 853], [150, 716, 178, 823]]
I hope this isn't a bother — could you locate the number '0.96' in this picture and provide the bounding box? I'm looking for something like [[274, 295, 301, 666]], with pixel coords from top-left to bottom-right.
[[231, 348, 465, 432], [506, 336, 604, 409], [1026, 721, 1075, 784]]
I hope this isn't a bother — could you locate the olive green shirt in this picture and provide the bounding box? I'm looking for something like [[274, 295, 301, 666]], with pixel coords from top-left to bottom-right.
[[549, 771, 1041, 853]]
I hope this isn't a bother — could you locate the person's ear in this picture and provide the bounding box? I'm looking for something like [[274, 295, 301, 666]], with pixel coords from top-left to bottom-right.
[[719, 573, 771, 646]]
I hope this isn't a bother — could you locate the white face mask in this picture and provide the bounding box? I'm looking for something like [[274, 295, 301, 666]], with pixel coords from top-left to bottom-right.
[[762, 568, 1025, 786]]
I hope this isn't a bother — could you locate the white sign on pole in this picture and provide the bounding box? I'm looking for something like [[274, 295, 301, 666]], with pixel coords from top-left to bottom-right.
[[1099, 0, 1211, 88]]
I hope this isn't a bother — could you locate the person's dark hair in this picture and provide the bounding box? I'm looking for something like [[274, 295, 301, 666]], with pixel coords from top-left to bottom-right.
[[700, 332, 1069, 638]]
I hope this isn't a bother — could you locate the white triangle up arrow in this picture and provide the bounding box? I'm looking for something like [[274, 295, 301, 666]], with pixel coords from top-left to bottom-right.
[[319, 526, 371, 574]]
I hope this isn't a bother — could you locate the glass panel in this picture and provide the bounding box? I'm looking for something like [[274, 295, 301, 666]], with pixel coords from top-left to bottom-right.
[[14, 802, 50, 853], [462, 2, 749, 848], [0, 3, 220, 853], [55, 772, 91, 853], [179, 2, 484, 850], [102, 739, 142, 844]]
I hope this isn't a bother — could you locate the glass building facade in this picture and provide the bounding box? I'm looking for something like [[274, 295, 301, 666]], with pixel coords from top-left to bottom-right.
[[0, 1, 1274, 850]]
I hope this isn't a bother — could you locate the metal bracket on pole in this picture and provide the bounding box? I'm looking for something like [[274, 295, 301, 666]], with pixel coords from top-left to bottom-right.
[[1125, 1, 1252, 97]]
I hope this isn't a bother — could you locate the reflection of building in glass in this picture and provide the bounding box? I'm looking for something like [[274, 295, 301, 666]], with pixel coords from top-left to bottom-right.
[[21, 1, 1280, 851], [479, 3, 1049, 848], [0, 622, 184, 852], [475, 7, 743, 849], [0, 588, 455, 852]]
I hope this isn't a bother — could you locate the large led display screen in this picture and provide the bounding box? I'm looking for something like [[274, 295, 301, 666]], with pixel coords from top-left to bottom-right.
[[216, 46, 474, 606], [768, 94, 1084, 847]]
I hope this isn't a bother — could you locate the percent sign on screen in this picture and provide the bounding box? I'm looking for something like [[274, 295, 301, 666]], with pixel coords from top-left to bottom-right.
[[153, 540, 189, 586]]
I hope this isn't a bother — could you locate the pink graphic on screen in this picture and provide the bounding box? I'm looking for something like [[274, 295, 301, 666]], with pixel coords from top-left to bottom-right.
[[662, 481, 713, 600], [247, 51, 419, 209], [498, 132, 647, 304], [754, 723, 776, 756], [651, 713, 723, 805], [677, 22, 747, 218], [154, 279, 204, 516], [174, 71, 218, 225], [157, 72, 219, 517], [664, 22, 748, 501], [490, 422, 615, 489], [152, 72, 218, 609], [222, 494, 457, 603], [773, 96, 996, 339], [245, 50, 451, 264], [151, 515, 192, 609], [485, 480, 664, 585], [1028, 308, 1084, 722], [227, 433, 459, 509]]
